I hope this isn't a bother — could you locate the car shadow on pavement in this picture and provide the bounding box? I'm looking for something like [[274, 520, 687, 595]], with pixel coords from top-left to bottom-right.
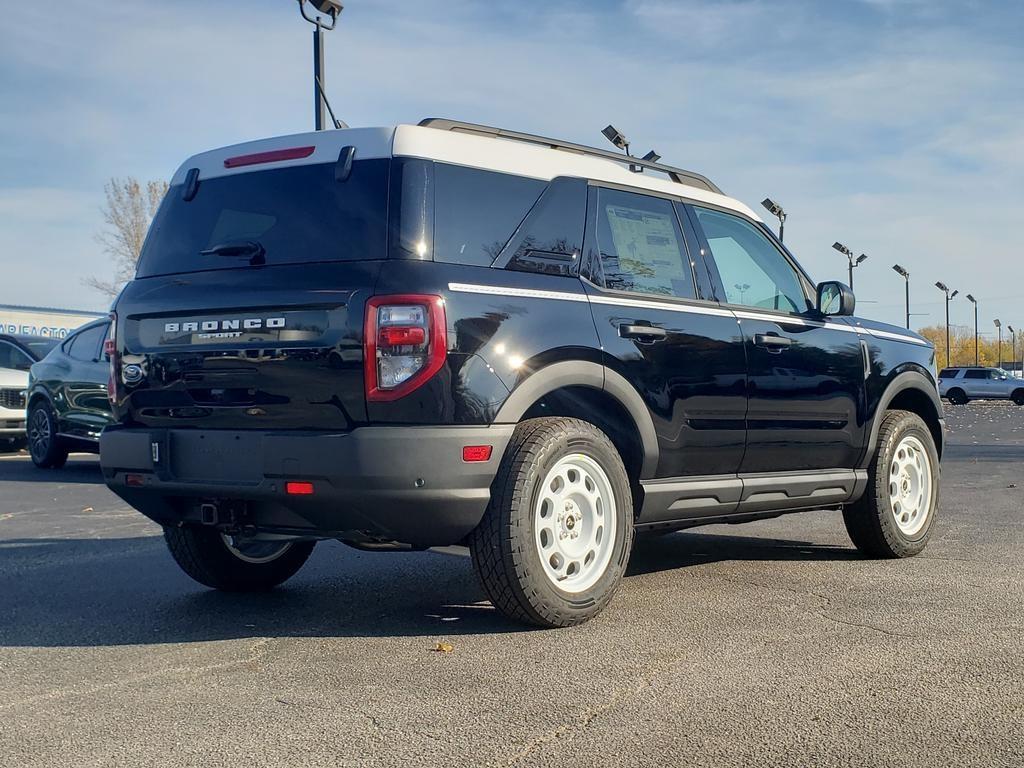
[[0, 457, 103, 484], [0, 530, 858, 648]]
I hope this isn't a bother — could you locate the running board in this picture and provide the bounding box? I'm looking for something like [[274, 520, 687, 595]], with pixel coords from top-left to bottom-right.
[[638, 469, 868, 525]]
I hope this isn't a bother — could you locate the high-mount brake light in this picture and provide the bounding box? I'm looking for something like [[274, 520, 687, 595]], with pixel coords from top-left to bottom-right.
[[365, 295, 446, 402], [223, 146, 316, 169]]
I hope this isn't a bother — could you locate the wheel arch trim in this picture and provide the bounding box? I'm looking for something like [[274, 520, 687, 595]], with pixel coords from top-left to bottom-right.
[[864, 371, 945, 466], [493, 360, 660, 478]]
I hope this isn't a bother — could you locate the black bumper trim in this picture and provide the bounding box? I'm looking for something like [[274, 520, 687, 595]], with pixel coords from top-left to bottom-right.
[[100, 425, 515, 547]]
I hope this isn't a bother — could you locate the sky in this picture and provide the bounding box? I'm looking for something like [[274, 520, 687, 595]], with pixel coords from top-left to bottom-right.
[[1, 0, 1022, 336]]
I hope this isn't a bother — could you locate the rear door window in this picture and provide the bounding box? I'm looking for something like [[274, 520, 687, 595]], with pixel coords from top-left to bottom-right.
[[433, 164, 545, 268], [137, 160, 390, 277], [0, 341, 33, 371], [594, 188, 696, 299], [66, 325, 107, 362]]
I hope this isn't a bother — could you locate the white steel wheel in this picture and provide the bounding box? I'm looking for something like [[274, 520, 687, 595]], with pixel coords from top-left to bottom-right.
[[220, 534, 293, 564], [534, 453, 617, 594], [887, 434, 933, 536]]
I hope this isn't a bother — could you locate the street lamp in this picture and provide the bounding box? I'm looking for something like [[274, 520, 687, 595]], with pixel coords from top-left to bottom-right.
[[762, 198, 787, 242], [1010, 325, 1018, 377], [297, 0, 344, 131], [831, 242, 866, 289], [966, 294, 979, 366], [994, 319, 1002, 370], [892, 264, 910, 329], [935, 282, 958, 367]]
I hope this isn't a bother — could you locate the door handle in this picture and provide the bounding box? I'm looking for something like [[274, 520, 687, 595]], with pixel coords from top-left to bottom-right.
[[754, 333, 793, 350], [619, 324, 668, 341]]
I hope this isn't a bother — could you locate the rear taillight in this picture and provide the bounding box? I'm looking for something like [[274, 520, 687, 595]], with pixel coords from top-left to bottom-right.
[[105, 312, 120, 405], [364, 295, 446, 402]]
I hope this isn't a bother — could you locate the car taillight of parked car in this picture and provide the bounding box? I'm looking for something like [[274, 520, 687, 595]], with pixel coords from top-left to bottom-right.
[[105, 312, 120, 405], [364, 295, 446, 402]]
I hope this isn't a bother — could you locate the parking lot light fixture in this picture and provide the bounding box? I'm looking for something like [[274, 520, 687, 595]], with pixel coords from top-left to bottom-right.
[[967, 294, 979, 365], [762, 198, 787, 242], [935, 281, 957, 367], [892, 264, 910, 329], [297, 0, 344, 131], [832, 241, 863, 289]]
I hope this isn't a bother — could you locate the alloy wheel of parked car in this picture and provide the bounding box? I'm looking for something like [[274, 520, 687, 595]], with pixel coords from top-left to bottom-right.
[[28, 401, 68, 469], [946, 388, 968, 406], [887, 434, 934, 537]]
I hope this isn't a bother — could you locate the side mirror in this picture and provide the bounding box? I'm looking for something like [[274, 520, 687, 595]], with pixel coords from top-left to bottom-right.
[[817, 281, 855, 317]]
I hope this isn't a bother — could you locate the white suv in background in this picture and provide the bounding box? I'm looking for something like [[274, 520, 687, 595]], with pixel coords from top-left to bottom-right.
[[938, 367, 1024, 405]]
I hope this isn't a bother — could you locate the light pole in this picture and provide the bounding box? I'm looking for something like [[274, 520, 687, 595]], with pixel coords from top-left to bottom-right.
[[1010, 325, 1019, 376], [297, 0, 344, 131], [892, 264, 910, 329], [762, 198, 787, 242], [832, 242, 866, 289], [935, 282, 957, 367], [967, 294, 979, 366], [994, 319, 1002, 370]]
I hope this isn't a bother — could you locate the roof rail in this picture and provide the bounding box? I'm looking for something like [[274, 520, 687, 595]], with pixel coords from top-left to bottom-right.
[[417, 118, 723, 195]]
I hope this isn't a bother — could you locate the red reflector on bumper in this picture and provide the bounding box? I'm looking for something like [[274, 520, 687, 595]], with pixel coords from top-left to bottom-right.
[[125, 473, 145, 487], [462, 445, 493, 462], [285, 481, 315, 495]]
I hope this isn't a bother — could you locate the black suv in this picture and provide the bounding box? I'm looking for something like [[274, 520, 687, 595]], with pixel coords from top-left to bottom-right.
[[101, 120, 944, 627]]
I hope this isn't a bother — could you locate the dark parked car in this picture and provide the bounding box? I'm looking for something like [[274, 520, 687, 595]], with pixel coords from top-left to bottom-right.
[[100, 120, 944, 627], [26, 318, 114, 467], [0, 333, 60, 450]]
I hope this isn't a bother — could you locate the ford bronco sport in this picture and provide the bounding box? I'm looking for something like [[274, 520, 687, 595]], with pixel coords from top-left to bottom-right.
[[100, 119, 944, 627]]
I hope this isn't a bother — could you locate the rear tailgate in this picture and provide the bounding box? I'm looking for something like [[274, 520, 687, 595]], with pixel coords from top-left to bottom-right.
[[115, 262, 381, 430]]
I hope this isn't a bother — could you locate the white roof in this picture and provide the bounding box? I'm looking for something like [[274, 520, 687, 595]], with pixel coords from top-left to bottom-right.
[[170, 124, 759, 221]]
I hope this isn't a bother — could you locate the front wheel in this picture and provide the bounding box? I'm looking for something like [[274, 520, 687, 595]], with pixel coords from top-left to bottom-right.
[[843, 410, 939, 558], [28, 401, 68, 469], [163, 525, 315, 591], [469, 418, 634, 628]]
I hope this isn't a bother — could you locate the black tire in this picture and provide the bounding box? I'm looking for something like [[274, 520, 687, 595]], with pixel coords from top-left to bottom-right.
[[946, 388, 968, 406], [1012, 389, 1024, 406], [469, 417, 634, 628], [843, 410, 939, 558], [163, 525, 315, 591], [27, 400, 68, 469]]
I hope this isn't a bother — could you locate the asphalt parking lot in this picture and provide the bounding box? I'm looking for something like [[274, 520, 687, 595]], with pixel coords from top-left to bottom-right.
[[1, 405, 1022, 767]]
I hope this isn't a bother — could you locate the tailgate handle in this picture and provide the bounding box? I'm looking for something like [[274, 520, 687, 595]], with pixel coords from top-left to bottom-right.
[[619, 324, 668, 342]]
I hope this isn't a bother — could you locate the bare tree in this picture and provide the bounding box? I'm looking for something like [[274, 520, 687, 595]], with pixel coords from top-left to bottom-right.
[[83, 177, 169, 299]]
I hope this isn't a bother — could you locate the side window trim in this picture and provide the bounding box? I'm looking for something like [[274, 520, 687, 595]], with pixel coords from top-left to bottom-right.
[[685, 202, 815, 317]]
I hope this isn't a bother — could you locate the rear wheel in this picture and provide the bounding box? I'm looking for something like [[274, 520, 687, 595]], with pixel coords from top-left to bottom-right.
[[946, 388, 968, 406], [28, 401, 68, 469], [469, 418, 634, 628], [1012, 389, 1024, 406], [843, 410, 939, 558], [163, 525, 315, 591]]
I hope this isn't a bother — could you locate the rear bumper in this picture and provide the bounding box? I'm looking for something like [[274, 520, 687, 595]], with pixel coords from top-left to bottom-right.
[[100, 425, 515, 547]]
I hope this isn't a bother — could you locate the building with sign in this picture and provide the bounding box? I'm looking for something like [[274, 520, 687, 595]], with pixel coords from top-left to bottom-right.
[[0, 304, 105, 340]]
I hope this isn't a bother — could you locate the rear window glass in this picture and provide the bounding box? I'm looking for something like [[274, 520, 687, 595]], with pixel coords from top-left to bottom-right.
[[938, 368, 959, 378], [136, 159, 389, 277], [434, 164, 545, 268]]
